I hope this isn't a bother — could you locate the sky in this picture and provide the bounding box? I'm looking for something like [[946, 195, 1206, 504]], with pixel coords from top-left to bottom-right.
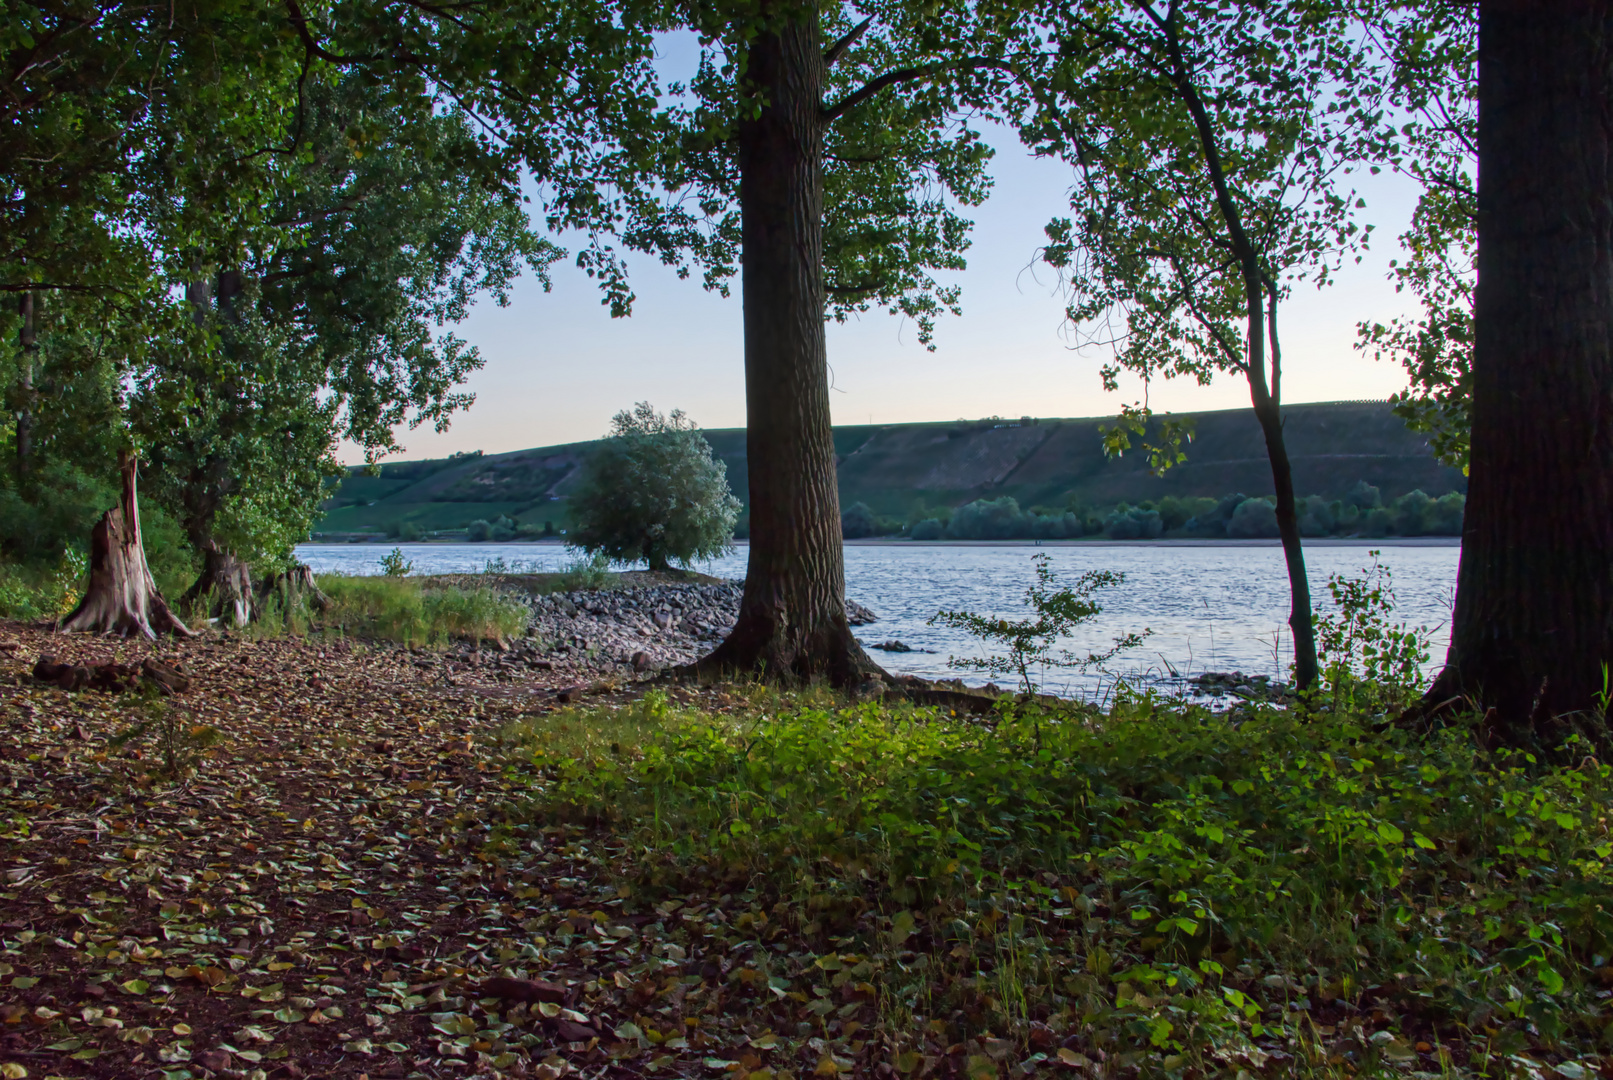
[[343, 81, 1425, 465]]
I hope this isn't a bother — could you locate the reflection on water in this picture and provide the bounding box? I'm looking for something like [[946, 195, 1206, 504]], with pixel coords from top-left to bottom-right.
[[295, 541, 1458, 697]]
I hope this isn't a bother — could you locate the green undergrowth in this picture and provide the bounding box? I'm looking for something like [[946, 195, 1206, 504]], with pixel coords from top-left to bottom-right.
[[316, 573, 528, 646], [498, 693, 1613, 1077]]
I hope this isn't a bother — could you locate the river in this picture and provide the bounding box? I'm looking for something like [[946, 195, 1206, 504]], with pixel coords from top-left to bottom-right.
[[296, 539, 1459, 696]]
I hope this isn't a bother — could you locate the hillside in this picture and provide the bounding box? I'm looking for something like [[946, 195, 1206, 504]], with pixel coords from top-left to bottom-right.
[[315, 400, 1464, 535]]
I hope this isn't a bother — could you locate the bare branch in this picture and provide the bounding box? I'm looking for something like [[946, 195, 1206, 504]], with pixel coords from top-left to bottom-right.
[[823, 16, 874, 69]]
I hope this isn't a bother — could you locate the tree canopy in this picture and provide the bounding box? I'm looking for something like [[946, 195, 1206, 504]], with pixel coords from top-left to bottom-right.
[[569, 403, 740, 572]]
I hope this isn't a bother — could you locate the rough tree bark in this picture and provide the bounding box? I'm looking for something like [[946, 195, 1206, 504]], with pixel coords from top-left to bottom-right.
[[696, 13, 882, 686], [1421, 0, 1613, 742], [61, 452, 193, 638], [174, 268, 255, 627], [181, 540, 254, 627], [257, 564, 332, 615]]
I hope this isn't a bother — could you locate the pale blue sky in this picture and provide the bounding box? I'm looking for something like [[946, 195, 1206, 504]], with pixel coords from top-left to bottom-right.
[[347, 76, 1424, 464]]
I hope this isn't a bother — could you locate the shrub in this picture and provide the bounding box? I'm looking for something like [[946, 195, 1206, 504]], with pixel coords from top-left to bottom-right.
[[466, 518, 493, 542], [1347, 480, 1382, 511], [1394, 489, 1435, 535], [1226, 497, 1279, 538], [841, 501, 877, 539], [1182, 492, 1247, 537], [910, 517, 944, 541], [947, 496, 1026, 540], [569, 402, 740, 570], [1431, 491, 1465, 535], [0, 551, 87, 620], [930, 553, 1146, 694], [1297, 494, 1336, 537], [378, 547, 412, 576], [1103, 504, 1163, 539], [1157, 495, 1216, 533]]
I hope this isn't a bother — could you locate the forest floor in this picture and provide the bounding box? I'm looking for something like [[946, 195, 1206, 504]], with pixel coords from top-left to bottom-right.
[[0, 621, 727, 1080], [5, 623, 1612, 1080]]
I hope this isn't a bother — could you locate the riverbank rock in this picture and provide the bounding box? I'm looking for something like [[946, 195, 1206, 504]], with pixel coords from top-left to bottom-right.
[[518, 581, 878, 672]]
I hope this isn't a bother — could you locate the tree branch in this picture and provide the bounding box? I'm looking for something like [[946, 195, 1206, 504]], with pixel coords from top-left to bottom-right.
[[820, 56, 1012, 123], [823, 16, 874, 69]]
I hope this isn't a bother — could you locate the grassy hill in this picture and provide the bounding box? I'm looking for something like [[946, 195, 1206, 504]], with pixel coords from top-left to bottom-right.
[[315, 400, 1464, 536]]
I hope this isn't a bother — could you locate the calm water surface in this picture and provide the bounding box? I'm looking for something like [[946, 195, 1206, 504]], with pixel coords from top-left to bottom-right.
[[295, 541, 1459, 696]]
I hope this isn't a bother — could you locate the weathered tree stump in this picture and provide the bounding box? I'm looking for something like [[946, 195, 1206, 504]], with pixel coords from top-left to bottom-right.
[[60, 453, 193, 639], [182, 542, 254, 627], [256, 563, 332, 616]]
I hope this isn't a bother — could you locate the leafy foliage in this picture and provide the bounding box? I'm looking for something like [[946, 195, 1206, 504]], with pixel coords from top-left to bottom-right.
[[1312, 551, 1433, 713], [568, 404, 740, 572], [930, 553, 1147, 695], [509, 687, 1613, 1074], [378, 548, 413, 578], [1356, 3, 1477, 471]]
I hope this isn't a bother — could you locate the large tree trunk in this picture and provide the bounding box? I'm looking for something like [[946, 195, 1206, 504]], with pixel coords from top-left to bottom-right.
[[1421, 0, 1613, 742], [696, 15, 881, 687], [61, 453, 193, 638], [181, 540, 254, 627]]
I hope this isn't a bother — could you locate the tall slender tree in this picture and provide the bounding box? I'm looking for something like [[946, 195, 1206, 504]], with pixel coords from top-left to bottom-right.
[[1015, 0, 1372, 691]]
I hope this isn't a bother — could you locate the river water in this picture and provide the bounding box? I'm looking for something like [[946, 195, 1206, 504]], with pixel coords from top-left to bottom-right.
[[297, 540, 1459, 696]]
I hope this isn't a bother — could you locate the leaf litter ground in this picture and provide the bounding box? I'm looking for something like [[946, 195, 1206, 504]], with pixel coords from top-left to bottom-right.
[[0, 623, 746, 1080]]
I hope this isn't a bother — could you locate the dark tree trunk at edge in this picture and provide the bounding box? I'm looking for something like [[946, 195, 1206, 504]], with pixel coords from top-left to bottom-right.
[[1422, 0, 1613, 743], [696, 14, 882, 687], [61, 453, 193, 638], [182, 541, 254, 628]]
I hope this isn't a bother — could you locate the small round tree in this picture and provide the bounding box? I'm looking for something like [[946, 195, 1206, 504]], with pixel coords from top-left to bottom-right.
[[569, 403, 740, 572]]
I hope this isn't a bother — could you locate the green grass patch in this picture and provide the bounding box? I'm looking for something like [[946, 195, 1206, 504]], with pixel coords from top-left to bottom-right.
[[499, 694, 1613, 1075], [317, 573, 528, 646]]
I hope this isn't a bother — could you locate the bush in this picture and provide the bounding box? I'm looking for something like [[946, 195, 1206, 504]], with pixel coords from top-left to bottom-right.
[[569, 402, 740, 570], [0, 552, 87, 620], [1102, 504, 1163, 539], [1347, 480, 1383, 511], [910, 517, 944, 541], [466, 518, 493, 542], [1431, 491, 1465, 535], [1226, 497, 1279, 538], [947, 496, 1026, 540], [841, 501, 877, 539], [1157, 495, 1216, 533], [1182, 492, 1247, 537], [1297, 494, 1336, 537], [386, 520, 424, 541]]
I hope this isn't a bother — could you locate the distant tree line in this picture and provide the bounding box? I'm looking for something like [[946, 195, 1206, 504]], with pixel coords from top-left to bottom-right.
[[842, 482, 1464, 542]]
